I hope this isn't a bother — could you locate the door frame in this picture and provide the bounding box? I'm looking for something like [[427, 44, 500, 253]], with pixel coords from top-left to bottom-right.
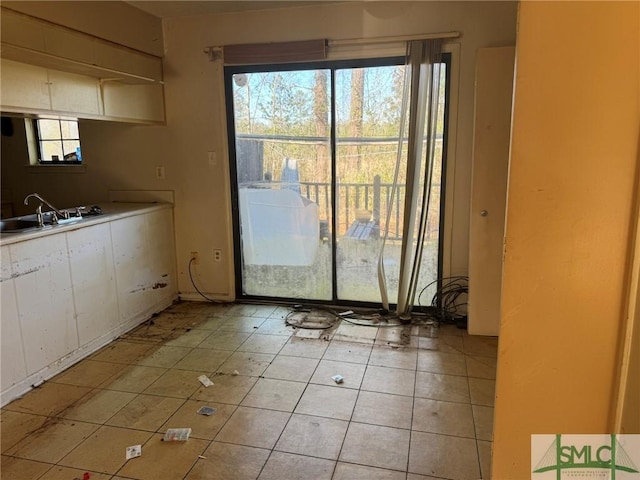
[[224, 54, 452, 307]]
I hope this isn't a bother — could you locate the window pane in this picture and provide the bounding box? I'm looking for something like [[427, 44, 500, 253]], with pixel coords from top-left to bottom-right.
[[36, 119, 81, 163], [233, 68, 333, 301], [38, 119, 61, 140], [60, 120, 79, 139], [334, 65, 408, 302], [41, 141, 63, 161], [62, 140, 80, 158]]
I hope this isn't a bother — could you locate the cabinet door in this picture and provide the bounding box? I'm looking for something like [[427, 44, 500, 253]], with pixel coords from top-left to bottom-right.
[[111, 214, 153, 323], [67, 224, 119, 346], [0, 246, 27, 393], [93, 41, 163, 81], [111, 210, 176, 324], [1, 8, 46, 52], [0, 59, 51, 111], [10, 235, 77, 375], [468, 47, 515, 336], [145, 209, 177, 308], [44, 25, 96, 66], [102, 83, 165, 123], [48, 69, 102, 115]]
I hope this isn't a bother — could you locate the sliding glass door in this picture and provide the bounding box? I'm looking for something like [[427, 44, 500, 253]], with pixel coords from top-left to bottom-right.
[[226, 56, 448, 305], [227, 67, 333, 300]]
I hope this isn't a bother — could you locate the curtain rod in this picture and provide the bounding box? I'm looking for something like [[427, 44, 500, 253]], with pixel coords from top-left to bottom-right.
[[204, 31, 460, 62], [328, 31, 460, 47]]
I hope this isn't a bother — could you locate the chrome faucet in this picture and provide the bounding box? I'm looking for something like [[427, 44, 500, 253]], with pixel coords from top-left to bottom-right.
[[24, 193, 69, 226]]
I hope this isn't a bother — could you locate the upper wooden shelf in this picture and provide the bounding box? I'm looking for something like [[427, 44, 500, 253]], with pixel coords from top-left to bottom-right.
[[0, 7, 163, 85], [0, 43, 163, 85]]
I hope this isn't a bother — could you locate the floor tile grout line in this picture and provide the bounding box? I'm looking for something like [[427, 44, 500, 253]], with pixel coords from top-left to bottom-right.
[[406, 355, 419, 476], [327, 333, 371, 479], [464, 354, 486, 480]]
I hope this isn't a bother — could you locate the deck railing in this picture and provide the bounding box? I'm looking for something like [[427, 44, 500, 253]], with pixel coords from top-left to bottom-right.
[[299, 177, 441, 241], [235, 136, 441, 242]]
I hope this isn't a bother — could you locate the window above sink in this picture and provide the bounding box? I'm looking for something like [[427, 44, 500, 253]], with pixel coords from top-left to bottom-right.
[[33, 118, 82, 164], [20, 116, 87, 171]]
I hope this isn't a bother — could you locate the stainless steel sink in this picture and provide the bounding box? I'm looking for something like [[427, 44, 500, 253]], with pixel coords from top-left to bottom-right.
[[0, 218, 43, 233], [1, 204, 102, 234], [1, 213, 83, 233]]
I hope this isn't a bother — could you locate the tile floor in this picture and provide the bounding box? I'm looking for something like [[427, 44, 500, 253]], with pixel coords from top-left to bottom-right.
[[0, 302, 497, 480]]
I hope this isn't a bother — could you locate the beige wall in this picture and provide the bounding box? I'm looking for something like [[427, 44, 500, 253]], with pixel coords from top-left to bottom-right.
[[493, 2, 640, 478], [0, 1, 518, 298]]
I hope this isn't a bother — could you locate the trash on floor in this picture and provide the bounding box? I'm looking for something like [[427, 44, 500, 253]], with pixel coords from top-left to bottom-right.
[[331, 374, 344, 384], [163, 428, 192, 442], [197, 406, 217, 416], [232, 370, 240, 376], [126, 445, 142, 460], [197, 375, 214, 387], [286, 310, 336, 330]]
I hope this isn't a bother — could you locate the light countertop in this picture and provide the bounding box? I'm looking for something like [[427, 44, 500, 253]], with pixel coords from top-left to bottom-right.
[[0, 202, 173, 246]]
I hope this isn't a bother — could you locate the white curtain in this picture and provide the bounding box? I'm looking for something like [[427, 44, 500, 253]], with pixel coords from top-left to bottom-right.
[[378, 39, 444, 315]]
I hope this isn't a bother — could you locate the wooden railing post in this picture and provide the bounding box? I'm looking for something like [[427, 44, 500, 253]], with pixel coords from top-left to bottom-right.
[[373, 175, 381, 238]]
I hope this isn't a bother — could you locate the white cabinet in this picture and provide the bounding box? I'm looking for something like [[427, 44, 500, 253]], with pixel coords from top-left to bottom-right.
[[102, 83, 165, 123], [1, 7, 163, 83], [0, 7, 164, 123], [10, 234, 77, 375], [111, 209, 176, 323], [0, 59, 164, 122], [48, 69, 102, 115], [111, 214, 149, 323], [93, 41, 163, 82], [1, 59, 102, 116], [0, 59, 50, 111], [0, 205, 177, 405], [0, 246, 27, 390], [146, 208, 176, 308], [67, 223, 119, 346]]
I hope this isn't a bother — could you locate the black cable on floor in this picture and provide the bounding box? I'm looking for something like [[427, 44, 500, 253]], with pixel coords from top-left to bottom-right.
[[417, 275, 468, 325], [188, 257, 224, 303]]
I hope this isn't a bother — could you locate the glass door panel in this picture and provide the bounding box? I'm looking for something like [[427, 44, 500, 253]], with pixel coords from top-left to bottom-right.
[[231, 69, 333, 300], [335, 65, 407, 303], [334, 63, 446, 304], [414, 63, 447, 306]]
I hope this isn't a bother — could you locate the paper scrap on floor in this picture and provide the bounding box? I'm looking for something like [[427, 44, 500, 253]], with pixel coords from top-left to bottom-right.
[[197, 375, 214, 387], [163, 428, 192, 442], [126, 445, 142, 460], [197, 406, 217, 416]]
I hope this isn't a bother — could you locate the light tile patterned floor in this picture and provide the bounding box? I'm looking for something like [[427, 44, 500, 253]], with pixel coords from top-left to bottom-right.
[[0, 302, 497, 480]]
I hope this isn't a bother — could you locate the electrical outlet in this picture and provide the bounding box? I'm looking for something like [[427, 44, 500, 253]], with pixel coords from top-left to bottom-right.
[[213, 249, 222, 262], [156, 165, 165, 179], [191, 251, 199, 264]]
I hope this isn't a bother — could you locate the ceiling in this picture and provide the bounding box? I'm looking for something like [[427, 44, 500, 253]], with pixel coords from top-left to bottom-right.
[[125, 1, 342, 18]]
